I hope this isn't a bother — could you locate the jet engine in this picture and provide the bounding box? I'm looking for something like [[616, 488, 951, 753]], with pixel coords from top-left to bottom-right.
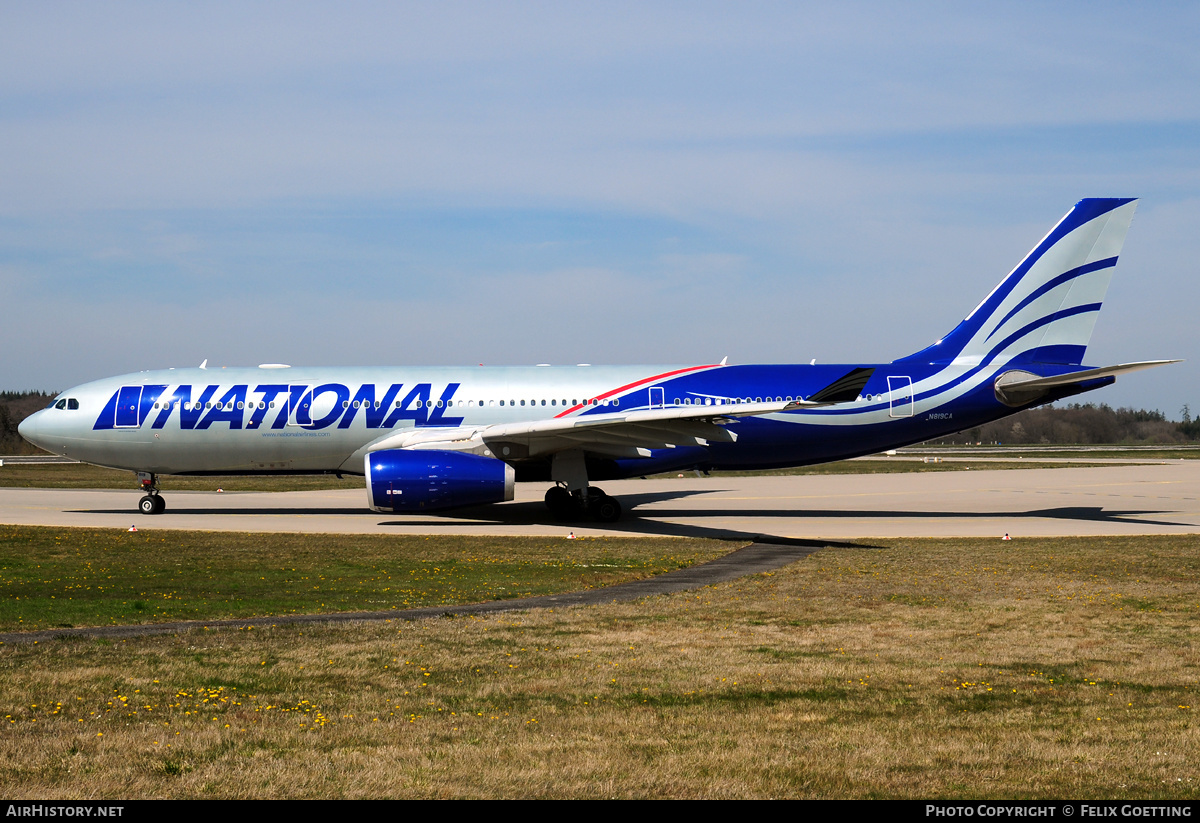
[[365, 449, 515, 512]]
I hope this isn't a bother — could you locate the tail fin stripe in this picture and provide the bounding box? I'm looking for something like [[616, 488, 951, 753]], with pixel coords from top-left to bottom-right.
[[983, 303, 1102, 365], [885, 304, 1104, 411], [959, 201, 1127, 329], [895, 198, 1136, 367], [984, 256, 1117, 343], [825, 305, 1104, 415], [865, 303, 1107, 415]]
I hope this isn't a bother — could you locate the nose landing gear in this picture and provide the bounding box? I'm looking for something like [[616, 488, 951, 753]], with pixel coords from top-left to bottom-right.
[[137, 471, 166, 515]]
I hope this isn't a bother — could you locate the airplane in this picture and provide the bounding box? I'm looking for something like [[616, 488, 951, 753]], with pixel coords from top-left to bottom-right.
[[18, 198, 1178, 522]]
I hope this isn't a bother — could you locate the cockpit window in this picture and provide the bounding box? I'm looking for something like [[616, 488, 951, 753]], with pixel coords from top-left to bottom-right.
[[67, 398, 79, 410], [54, 399, 67, 409]]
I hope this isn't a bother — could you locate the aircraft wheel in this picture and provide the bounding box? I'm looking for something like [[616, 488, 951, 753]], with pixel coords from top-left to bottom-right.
[[153, 495, 166, 514], [545, 486, 576, 520], [139, 495, 159, 515], [544, 485, 569, 511], [590, 495, 622, 523]]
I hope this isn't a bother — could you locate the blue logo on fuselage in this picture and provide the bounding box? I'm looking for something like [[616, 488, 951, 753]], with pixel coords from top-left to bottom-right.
[[92, 383, 465, 431]]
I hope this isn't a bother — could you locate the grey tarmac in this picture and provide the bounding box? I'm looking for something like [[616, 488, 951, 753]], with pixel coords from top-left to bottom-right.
[[2, 461, 1198, 540]]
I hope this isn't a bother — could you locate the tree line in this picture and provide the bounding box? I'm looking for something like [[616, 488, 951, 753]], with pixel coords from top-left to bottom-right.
[[0, 391, 56, 454], [939, 403, 1200, 446]]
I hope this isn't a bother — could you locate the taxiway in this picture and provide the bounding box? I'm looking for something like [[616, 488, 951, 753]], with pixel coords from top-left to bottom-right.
[[2, 462, 1198, 540]]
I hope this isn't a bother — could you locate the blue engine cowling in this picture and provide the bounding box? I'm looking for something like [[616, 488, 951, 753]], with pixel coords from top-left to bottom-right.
[[365, 449, 515, 512]]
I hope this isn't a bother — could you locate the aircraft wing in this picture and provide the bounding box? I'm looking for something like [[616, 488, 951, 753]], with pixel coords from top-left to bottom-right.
[[368, 367, 875, 460]]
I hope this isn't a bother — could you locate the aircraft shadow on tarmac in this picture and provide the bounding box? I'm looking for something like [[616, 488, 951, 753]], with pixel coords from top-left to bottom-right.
[[76, 484, 1187, 546], [75, 489, 717, 522], [78, 507, 375, 517], [617, 504, 1187, 528], [75, 495, 875, 551], [377, 487, 1187, 543]]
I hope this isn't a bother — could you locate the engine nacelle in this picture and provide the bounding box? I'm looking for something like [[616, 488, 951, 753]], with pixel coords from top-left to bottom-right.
[[365, 449, 515, 512]]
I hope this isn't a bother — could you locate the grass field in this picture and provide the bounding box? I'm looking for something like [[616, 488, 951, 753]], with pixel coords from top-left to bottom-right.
[[0, 527, 726, 632], [0, 530, 1196, 798]]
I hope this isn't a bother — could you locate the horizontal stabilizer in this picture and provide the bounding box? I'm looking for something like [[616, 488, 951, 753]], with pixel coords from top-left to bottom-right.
[[994, 360, 1181, 406]]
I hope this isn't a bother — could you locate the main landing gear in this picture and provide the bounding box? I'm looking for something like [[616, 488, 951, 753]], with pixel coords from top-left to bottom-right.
[[136, 471, 166, 515], [544, 485, 623, 523], [545, 449, 623, 522]]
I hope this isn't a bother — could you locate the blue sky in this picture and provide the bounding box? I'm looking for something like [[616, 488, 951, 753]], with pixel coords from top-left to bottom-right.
[[2, 2, 1198, 416]]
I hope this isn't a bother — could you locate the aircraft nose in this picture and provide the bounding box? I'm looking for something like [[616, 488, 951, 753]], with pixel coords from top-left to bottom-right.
[[17, 409, 45, 448]]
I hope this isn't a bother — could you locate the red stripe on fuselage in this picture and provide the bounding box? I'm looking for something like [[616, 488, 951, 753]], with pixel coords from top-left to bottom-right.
[[553, 364, 721, 418]]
